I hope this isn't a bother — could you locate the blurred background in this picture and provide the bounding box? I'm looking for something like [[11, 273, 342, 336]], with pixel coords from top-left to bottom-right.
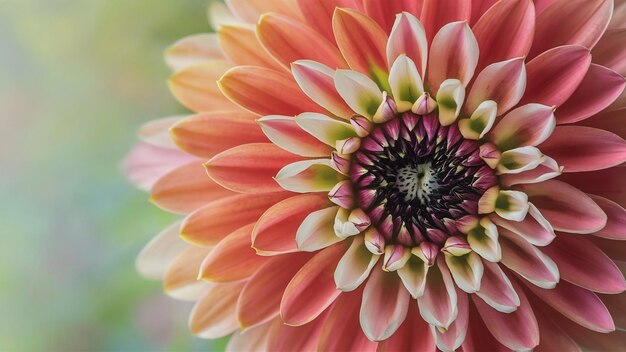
[[0, 0, 228, 350]]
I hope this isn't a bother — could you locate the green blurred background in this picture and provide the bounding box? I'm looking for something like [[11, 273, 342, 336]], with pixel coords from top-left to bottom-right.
[[0, 0, 227, 350]]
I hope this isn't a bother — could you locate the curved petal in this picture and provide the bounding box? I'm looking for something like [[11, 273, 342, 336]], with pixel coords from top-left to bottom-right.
[[332, 8, 388, 74], [225, 322, 273, 352], [426, 21, 479, 90], [252, 194, 330, 255], [387, 12, 428, 77], [136, 221, 187, 280], [218, 24, 284, 70], [466, 58, 526, 116], [150, 161, 234, 214], [226, 0, 303, 23], [417, 257, 458, 329], [360, 265, 410, 341], [218, 66, 323, 116], [520, 45, 592, 107], [181, 192, 290, 246], [163, 246, 210, 301], [334, 69, 384, 119], [335, 236, 380, 291], [490, 103, 555, 151], [169, 60, 235, 112], [445, 251, 484, 294], [432, 289, 468, 351], [491, 203, 555, 246], [199, 223, 269, 282], [170, 111, 267, 158], [591, 195, 626, 240], [541, 234, 626, 294], [516, 180, 607, 234], [137, 116, 183, 148], [257, 14, 346, 69], [529, 0, 613, 58], [165, 33, 224, 72], [364, 0, 423, 33], [257, 115, 333, 157], [388, 55, 425, 112], [281, 243, 345, 326], [205, 143, 302, 194], [189, 282, 244, 339], [296, 0, 361, 42], [275, 159, 343, 193], [419, 0, 471, 44], [476, 260, 520, 313], [592, 29, 626, 75], [556, 64, 626, 124], [558, 166, 626, 209], [295, 112, 357, 145], [581, 107, 626, 140], [376, 300, 435, 352], [539, 126, 626, 173], [296, 206, 343, 251], [471, 0, 535, 72]]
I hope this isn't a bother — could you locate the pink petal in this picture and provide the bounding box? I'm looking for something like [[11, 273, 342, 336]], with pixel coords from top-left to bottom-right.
[[169, 60, 236, 112], [472, 280, 540, 350], [520, 45, 592, 107], [237, 253, 312, 329], [593, 29, 626, 75], [580, 107, 626, 140], [476, 260, 520, 313], [491, 203, 555, 247], [281, 243, 345, 326], [291, 60, 355, 118], [257, 14, 346, 69], [419, 0, 471, 44], [124, 143, 196, 191], [136, 221, 187, 280], [181, 192, 291, 246], [317, 288, 379, 352], [137, 116, 183, 148], [426, 21, 479, 90], [529, 0, 613, 59], [525, 279, 615, 333], [417, 257, 458, 329], [226, 0, 303, 23], [149, 161, 235, 214], [590, 195, 626, 240], [170, 111, 267, 158], [257, 115, 333, 157], [376, 300, 435, 351], [433, 288, 469, 351], [555, 64, 626, 124], [334, 236, 380, 291], [219, 66, 324, 116], [163, 247, 211, 301], [360, 265, 410, 341], [610, 0, 626, 29], [541, 126, 626, 172], [387, 12, 428, 77], [558, 166, 626, 211], [199, 223, 269, 282], [226, 322, 273, 352], [205, 143, 302, 194], [252, 194, 330, 255], [218, 24, 284, 70], [332, 8, 388, 74], [296, 0, 362, 42], [165, 34, 224, 72], [534, 308, 582, 352], [296, 206, 343, 251], [515, 180, 607, 234], [466, 58, 526, 116], [490, 103, 555, 150], [471, 0, 535, 72], [189, 282, 244, 338], [469, 0, 499, 25], [266, 311, 329, 351], [461, 303, 510, 352], [364, 0, 422, 33], [541, 233, 626, 294]]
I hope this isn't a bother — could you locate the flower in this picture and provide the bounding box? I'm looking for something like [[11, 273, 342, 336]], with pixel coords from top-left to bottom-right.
[[127, 0, 626, 350]]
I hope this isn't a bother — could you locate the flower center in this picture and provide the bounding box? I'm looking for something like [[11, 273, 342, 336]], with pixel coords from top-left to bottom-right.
[[350, 112, 497, 247]]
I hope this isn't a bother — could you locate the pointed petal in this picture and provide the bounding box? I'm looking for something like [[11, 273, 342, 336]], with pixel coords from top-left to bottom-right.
[[253, 194, 329, 255], [432, 289, 469, 352], [291, 60, 354, 118], [466, 58, 526, 116], [426, 21, 478, 90], [436, 79, 465, 126], [163, 246, 210, 301], [420, 0, 471, 44], [257, 115, 333, 157], [476, 260, 520, 313], [225, 0, 303, 23], [490, 103, 555, 151], [496, 146, 545, 175], [137, 116, 183, 148], [364, 0, 423, 33], [592, 29, 626, 75], [387, 12, 428, 77], [225, 322, 272, 352], [591, 195, 626, 240], [150, 161, 234, 214], [388, 55, 424, 112], [281, 243, 345, 326], [218, 24, 284, 70], [296, 206, 343, 251], [397, 256, 429, 298], [335, 236, 380, 291], [165, 34, 224, 72], [266, 312, 329, 352], [332, 8, 388, 74], [218, 66, 323, 116], [275, 159, 343, 193], [360, 266, 410, 341], [376, 300, 435, 352], [417, 257, 458, 329], [445, 251, 484, 293], [199, 223, 268, 282], [169, 60, 235, 112], [334, 69, 384, 119], [529, 0, 613, 58], [295, 112, 357, 146], [499, 228, 559, 289], [472, 0, 535, 71], [171, 111, 267, 158], [466, 217, 501, 262], [491, 203, 555, 246], [189, 282, 244, 338], [136, 221, 187, 280], [458, 100, 497, 140], [181, 192, 290, 246], [542, 234, 626, 294], [472, 281, 540, 351], [257, 14, 346, 69], [205, 143, 302, 194], [540, 126, 626, 173], [296, 0, 362, 42]]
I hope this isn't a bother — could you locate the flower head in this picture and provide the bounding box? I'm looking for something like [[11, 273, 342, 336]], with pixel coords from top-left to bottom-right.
[[129, 0, 626, 350]]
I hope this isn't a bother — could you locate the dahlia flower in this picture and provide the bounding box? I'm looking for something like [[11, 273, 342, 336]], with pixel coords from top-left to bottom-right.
[[127, 0, 626, 350]]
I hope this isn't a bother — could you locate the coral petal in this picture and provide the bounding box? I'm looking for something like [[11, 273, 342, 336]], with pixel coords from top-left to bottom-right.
[[420, 0, 471, 44], [169, 60, 235, 112], [427, 21, 479, 90], [189, 282, 244, 338]]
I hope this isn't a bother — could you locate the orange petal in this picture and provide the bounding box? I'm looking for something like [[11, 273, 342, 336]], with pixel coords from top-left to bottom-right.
[[376, 300, 435, 351], [267, 310, 330, 351], [171, 111, 267, 158], [164, 246, 211, 301], [189, 281, 245, 338], [364, 0, 423, 33], [297, 0, 362, 42], [150, 161, 235, 214], [253, 193, 330, 255], [420, 0, 471, 44], [226, 0, 303, 23], [199, 223, 269, 283], [466, 57, 526, 116], [281, 243, 346, 326], [169, 60, 235, 112], [181, 192, 291, 246], [165, 34, 224, 72], [219, 66, 324, 116], [205, 143, 303, 194], [333, 8, 388, 74], [218, 24, 284, 71], [136, 221, 188, 280], [257, 14, 346, 69]]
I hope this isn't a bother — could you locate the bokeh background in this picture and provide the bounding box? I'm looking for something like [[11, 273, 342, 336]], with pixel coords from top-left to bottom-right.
[[0, 0, 228, 350]]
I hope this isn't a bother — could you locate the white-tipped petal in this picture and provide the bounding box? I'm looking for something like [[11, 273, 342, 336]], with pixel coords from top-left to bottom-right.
[[334, 69, 384, 119], [466, 217, 501, 262], [387, 12, 428, 77], [296, 206, 343, 251], [436, 79, 465, 126], [275, 159, 342, 193], [389, 55, 425, 112], [382, 244, 412, 272], [295, 112, 357, 146], [458, 100, 497, 140], [445, 251, 484, 294], [334, 236, 380, 291], [496, 146, 545, 175]]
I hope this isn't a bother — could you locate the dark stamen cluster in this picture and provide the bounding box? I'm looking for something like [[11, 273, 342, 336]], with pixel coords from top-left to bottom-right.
[[350, 112, 496, 247]]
